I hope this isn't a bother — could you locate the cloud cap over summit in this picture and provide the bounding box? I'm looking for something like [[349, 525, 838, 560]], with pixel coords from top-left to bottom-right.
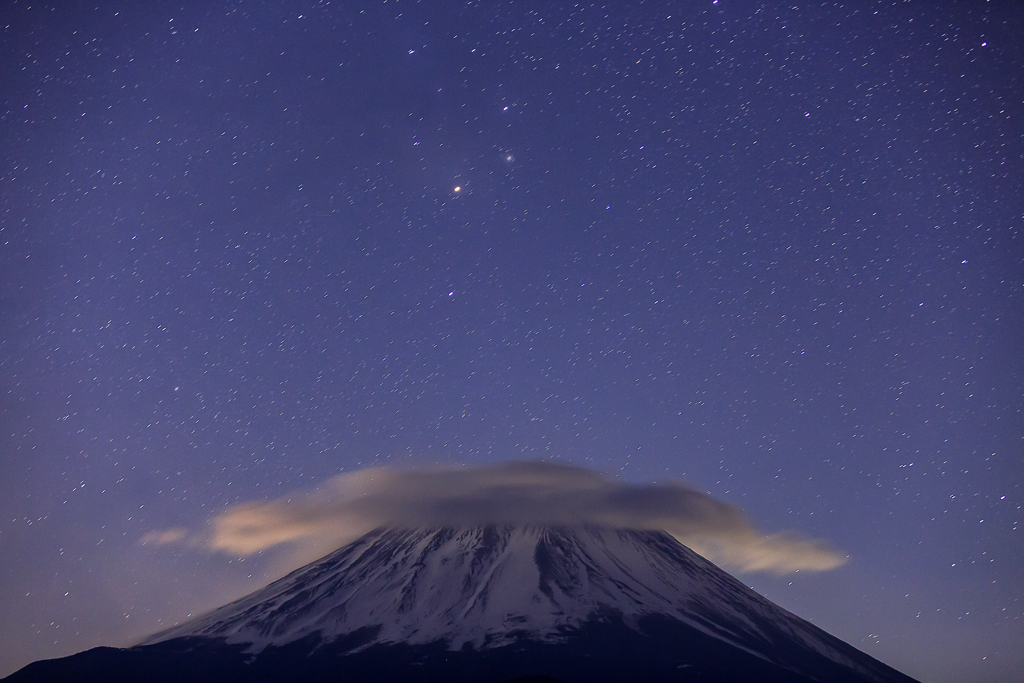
[[148, 461, 847, 574]]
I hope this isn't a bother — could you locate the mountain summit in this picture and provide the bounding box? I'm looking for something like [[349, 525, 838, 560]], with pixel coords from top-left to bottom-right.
[[6, 526, 918, 683]]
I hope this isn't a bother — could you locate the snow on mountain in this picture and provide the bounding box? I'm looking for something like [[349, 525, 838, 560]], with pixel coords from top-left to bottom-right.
[[6, 525, 918, 683], [143, 526, 878, 677]]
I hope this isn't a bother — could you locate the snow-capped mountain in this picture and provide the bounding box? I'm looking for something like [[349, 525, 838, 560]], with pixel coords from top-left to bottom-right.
[[5, 526, 918, 683], [141, 526, 878, 667]]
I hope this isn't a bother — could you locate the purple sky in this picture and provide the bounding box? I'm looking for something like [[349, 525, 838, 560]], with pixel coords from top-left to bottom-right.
[[2, 2, 1021, 681]]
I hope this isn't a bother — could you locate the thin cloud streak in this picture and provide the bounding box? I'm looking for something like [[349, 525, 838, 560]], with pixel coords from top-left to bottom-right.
[[149, 462, 847, 574]]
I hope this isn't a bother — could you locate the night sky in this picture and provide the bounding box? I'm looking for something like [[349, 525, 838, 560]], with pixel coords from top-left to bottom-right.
[[2, 1, 1022, 682]]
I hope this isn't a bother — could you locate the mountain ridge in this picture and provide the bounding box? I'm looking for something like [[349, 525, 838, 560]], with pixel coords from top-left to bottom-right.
[[4, 525, 918, 683]]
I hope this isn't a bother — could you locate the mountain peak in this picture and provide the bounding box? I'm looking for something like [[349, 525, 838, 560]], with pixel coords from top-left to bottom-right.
[[145, 526, 757, 651], [7, 526, 918, 683]]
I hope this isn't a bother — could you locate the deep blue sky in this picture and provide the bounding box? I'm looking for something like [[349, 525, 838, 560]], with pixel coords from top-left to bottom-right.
[[2, 1, 1021, 681]]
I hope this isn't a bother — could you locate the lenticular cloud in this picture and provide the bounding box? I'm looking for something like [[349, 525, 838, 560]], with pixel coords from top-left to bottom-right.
[[148, 461, 846, 574]]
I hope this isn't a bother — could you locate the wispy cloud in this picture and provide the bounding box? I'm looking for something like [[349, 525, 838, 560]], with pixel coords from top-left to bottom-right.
[[149, 461, 847, 574], [139, 528, 189, 546]]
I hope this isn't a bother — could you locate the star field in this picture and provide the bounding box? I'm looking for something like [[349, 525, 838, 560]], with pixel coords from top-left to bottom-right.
[[1, 2, 1022, 682]]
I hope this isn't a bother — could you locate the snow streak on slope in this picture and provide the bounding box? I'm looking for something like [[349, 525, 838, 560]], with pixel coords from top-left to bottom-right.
[[144, 527, 863, 674]]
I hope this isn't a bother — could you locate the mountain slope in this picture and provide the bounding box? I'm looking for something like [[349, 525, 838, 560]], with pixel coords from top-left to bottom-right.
[[5, 526, 918, 683]]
